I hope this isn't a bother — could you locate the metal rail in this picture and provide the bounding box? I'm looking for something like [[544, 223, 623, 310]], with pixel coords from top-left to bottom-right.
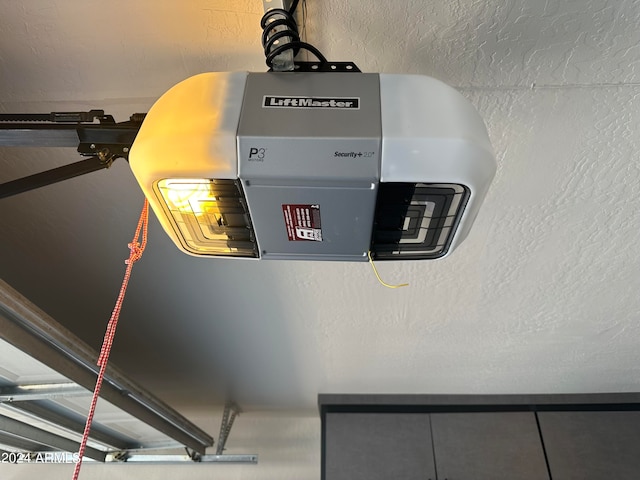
[[108, 454, 258, 464], [0, 111, 143, 199], [1, 401, 135, 451], [0, 415, 106, 462], [0, 278, 213, 455]]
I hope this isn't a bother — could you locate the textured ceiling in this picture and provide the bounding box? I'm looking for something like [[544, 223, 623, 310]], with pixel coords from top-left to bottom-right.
[[1, 0, 640, 421]]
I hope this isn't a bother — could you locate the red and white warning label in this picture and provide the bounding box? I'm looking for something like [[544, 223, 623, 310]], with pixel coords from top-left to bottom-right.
[[282, 204, 323, 241]]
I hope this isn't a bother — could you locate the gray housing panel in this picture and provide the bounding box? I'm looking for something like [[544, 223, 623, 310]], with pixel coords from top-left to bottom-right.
[[237, 72, 381, 261]]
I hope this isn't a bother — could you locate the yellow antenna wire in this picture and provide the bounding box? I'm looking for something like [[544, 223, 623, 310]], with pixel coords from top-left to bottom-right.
[[367, 251, 409, 289]]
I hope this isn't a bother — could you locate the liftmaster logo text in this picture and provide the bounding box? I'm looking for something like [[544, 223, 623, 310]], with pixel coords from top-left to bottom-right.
[[263, 96, 360, 109]]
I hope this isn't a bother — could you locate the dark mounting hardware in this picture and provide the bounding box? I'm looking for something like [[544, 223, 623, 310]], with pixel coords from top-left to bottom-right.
[[272, 61, 362, 73], [0, 111, 145, 199], [0, 110, 115, 124]]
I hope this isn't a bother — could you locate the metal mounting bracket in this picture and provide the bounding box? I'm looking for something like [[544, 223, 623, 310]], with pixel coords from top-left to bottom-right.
[[0, 110, 144, 199], [216, 401, 242, 455], [106, 453, 258, 464], [290, 61, 362, 72]]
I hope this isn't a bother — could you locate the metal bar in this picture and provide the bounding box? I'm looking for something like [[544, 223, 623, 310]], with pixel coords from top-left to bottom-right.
[[111, 454, 258, 464], [0, 113, 143, 199], [0, 279, 213, 454], [291, 61, 361, 72], [0, 432, 55, 452], [0, 110, 110, 124], [216, 403, 231, 455], [0, 112, 140, 149], [0, 113, 53, 122], [201, 454, 257, 464], [0, 155, 113, 200], [0, 124, 80, 147], [4, 402, 136, 451], [216, 401, 241, 455], [0, 383, 88, 403], [222, 411, 237, 446], [0, 414, 106, 461]]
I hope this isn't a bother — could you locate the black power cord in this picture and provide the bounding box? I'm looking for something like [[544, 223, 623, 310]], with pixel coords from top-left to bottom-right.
[[260, 5, 328, 69]]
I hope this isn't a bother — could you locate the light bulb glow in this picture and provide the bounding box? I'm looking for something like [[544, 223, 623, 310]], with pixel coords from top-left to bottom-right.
[[155, 178, 257, 257], [161, 180, 216, 215]]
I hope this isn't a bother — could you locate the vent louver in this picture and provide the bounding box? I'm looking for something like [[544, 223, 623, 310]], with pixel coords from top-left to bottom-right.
[[371, 183, 469, 260]]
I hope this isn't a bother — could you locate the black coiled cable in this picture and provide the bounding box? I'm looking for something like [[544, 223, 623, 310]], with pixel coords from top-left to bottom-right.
[[260, 7, 327, 69]]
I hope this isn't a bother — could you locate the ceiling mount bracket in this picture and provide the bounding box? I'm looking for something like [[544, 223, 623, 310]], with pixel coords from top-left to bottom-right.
[[288, 61, 361, 72], [216, 401, 241, 455]]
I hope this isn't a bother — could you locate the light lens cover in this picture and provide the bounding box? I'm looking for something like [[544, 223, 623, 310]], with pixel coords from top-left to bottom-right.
[[156, 178, 258, 257], [371, 183, 469, 260]]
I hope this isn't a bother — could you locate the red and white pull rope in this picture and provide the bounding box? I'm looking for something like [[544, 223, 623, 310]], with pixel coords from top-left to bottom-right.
[[72, 199, 149, 480]]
